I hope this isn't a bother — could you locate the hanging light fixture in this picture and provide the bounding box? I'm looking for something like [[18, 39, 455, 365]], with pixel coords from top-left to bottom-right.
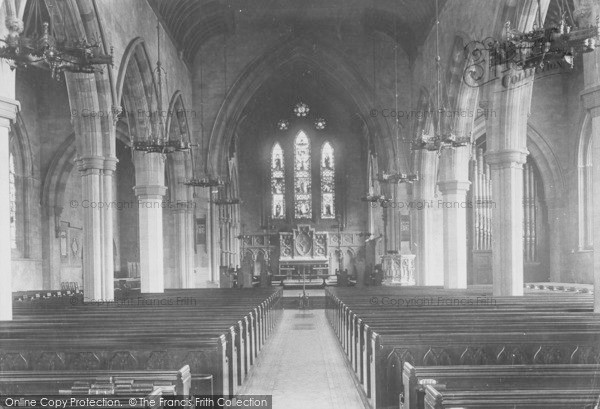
[[412, 0, 471, 154], [210, 184, 241, 208], [0, 2, 113, 80], [489, 2, 599, 70], [184, 44, 224, 189], [360, 115, 387, 204], [132, 21, 191, 154], [378, 3, 419, 184]]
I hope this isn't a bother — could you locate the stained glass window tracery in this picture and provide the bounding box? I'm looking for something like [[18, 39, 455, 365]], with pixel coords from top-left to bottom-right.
[[321, 142, 335, 218], [294, 131, 312, 219], [271, 143, 285, 219]]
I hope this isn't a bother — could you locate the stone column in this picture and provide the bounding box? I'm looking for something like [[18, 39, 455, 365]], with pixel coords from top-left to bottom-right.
[[134, 152, 167, 293], [438, 147, 471, 289], [76, 156, 116, 301], [485, 66, 534, 296], [582, 92, 600, 312], [174, 206, 195, 288], [577, 0, 600, 313], [102, 158, 117, 299], [209, 200, 221, 285], [387, 185, 397, 252], [186, 207, 196, 285], [546, 198, 565, 282], [0, 96, 19, 320], [413, 150, 443, 285], [0, 3, 19, 320], [486, 150, 528, 296]]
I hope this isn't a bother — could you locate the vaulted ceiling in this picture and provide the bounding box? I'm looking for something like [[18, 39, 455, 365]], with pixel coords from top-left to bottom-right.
[[147, 0, 446, 64]]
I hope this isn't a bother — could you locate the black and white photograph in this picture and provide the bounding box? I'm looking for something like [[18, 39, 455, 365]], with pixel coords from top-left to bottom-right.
[[1, 0, 600, 408]]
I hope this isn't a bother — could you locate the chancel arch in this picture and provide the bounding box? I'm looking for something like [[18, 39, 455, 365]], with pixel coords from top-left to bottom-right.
[[207, 36, 397, 180]]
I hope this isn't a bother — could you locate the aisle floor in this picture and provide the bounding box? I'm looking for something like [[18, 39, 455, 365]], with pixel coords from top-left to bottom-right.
[[238, 309, 367, 409]]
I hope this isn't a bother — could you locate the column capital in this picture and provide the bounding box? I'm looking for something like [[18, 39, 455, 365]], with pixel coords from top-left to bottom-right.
[[0, 96, 20, 127], [76, 155, 107, 171], [76, 155, 119, 173], [134, 185, 167, 198], [437, 180, 471, 194], [581, 85, 600, 112], [104, 156, 119, 172], [484, 149, 528, 166]]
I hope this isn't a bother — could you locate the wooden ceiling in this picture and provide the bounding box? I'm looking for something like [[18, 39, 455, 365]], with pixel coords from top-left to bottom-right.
[[147, 0, 446, 64]]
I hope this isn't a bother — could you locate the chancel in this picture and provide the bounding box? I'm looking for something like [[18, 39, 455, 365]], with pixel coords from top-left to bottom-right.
[[1, 0, 600, 408]]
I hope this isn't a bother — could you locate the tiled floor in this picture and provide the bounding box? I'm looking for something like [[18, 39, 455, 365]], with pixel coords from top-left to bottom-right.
[[238, 309, 367, 409]]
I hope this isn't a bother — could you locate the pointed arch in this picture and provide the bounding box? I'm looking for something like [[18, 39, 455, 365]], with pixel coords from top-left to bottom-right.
[[294, 130, 312, 219], [207, 36, 397, 178], [165, 91, 193, 203], [577, 113, 593, 250], [41, 134, 78, 212], [116, 37, 159, 143], [320, 141, 335, 219], [9, 113, 35, 257]]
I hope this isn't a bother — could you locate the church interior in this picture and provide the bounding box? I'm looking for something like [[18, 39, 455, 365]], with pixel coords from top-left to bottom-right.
[[1, 0, 600, 408]]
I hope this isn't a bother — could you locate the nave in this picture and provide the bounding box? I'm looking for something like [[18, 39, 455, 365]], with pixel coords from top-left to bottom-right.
[[2, 284, 600, 409], [2, 0, 600, 408]]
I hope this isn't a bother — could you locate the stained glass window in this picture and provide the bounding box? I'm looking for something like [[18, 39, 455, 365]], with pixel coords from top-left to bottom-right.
[[321, 142, 335, 218], [294, 131, 312, 219], [271, 143, 285, 219], [9, 153, 16, 249]]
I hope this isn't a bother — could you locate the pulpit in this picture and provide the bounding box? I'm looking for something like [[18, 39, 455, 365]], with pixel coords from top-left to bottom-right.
[[381, 254, 416, 286]]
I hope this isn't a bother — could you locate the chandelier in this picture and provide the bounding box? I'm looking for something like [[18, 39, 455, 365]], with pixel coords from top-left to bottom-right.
[[378, 172, 419, 184], [361, 194, 396, 208], [361, 194, 386, 203], [132, 22, 191, 154], [379, 8, 419, 184], [184, 175, 225, 188], [0, 3, 113, 81], [183, 47, 221, 189], [214, 197, 241, 206], [490, 15, 599, 70], [412, 0, 471, 154], [412, 130, 471, 152], [211, 185, 240, 205]]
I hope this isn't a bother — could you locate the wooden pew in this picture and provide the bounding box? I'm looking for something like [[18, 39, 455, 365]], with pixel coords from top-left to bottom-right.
[[423, 385, 600, 409], [2, 288, 283, 397], [324, 287, 598, 409], [369, 331, 600, 409], [9, 296, 278, 391], [402, 362, 600, 409], [0, 367, 192, 409], [0, 365, 193, 395]]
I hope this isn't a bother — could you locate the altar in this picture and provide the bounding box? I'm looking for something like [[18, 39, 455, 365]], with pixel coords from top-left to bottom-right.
[[277, 225, 330, 285]]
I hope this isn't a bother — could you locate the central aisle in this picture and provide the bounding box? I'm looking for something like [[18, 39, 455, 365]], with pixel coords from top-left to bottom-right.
[[238, 309, 367, 409]]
